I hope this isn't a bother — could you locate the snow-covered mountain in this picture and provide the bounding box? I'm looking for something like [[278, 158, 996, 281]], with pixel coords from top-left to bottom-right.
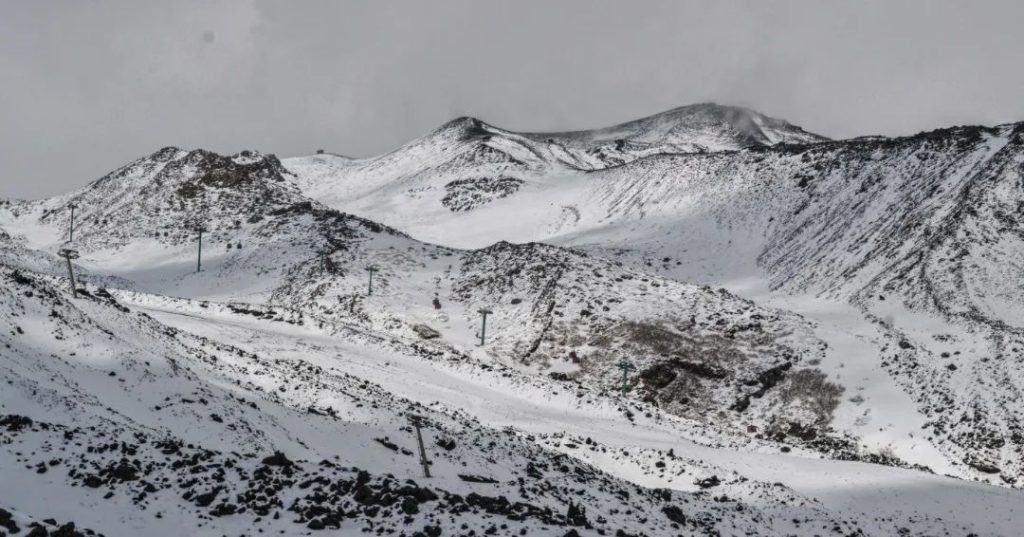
[[0, 145, 844, 446], [3, 104, 1024, 536], [284, 112, 1024, 488], [285, 103, 826, 221], [521, 102, 826, 154]]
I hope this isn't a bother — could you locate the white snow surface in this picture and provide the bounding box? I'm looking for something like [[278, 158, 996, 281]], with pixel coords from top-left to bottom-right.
[[286, 117, 1024, 489], [2, 106, 1023, 536]]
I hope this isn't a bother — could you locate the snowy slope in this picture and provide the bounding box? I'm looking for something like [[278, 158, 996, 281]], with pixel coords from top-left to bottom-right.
[[286, 111, 1024, 487], [4, 105, 1024, 535], [283, 103, 827, 227], [3, 261, 1022, 536], [6, 267, 850, 536], [0, 147, 851, 450], [522, 102, 827, 154], [561, 123, 1024, 485]]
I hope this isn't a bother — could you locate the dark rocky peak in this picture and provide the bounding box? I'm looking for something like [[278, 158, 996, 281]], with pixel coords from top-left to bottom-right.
[[29, 147, 312, 250], [28, 143, 413, 253], [433, 116, 504, 143], [170, 149, 293, 191], [80, 147, 293, 201], [149, 146, 186, 162]]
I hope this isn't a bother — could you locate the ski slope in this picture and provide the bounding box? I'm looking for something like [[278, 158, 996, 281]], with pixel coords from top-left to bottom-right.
[[287, 117, 1024, 488], [3, 104, 1024, 535], [131, 296, 1023, 537]]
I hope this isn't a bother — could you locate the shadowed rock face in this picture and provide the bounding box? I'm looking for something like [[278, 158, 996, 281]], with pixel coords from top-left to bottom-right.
[[441, 177, 524, 212], [176, 149, 291, 195]]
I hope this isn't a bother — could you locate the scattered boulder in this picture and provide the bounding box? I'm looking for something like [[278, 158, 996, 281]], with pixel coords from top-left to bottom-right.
[[966, 459, 1001, 474], [0, 507, 19, 534], [412, 324, 441, 340], [401, 496, 420, 514], [261, 451, 294, 467], [0, 414, 34, 432], [458, 474, 499, 484], [696, 475, 720, 489], [662, 505, 687, 525]]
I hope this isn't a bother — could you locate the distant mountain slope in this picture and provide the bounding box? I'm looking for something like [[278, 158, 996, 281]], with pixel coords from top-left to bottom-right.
[[557, 123, 1024, 483], [522, 102, 827, 152], [0, 147, 408, 300], [283, 103, 827, 220], [284, 110, 1024, 487], [0, 146, 846, 449], [6, 171, 1002, 536]]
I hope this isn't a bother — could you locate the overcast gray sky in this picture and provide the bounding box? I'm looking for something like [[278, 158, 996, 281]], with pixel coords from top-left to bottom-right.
[[3, 0, 1024, 199]]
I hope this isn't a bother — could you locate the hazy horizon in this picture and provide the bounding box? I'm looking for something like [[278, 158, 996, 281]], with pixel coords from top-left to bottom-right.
[[3, 0, 1024, 199]]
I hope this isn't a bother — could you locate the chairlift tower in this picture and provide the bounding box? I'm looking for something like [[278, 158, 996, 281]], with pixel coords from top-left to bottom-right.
[[195, 226, 206, 272], [365, 265, 379, 295], [58, 244, 80, 298], [616, 358, 635, 395], [409, 415, 432, 478], [477, 306, 493, 346], [67, 203, 79, 242]]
